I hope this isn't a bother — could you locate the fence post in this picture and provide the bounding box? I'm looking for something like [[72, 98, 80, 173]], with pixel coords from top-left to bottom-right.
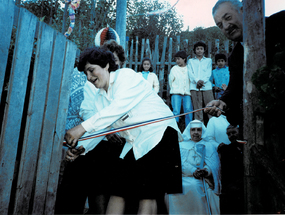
[[153, 35, 159, 74], [159, 36, 167, 97], [135, 36, 139, 72], [129, 39, 133, 69], [175, 35, 180, 53], [124, 40, 128, 68], [167, 37, 173, 106], [145, 39, 152, 61], [215, 39, 220, 54], [140, 38, 145, 67]]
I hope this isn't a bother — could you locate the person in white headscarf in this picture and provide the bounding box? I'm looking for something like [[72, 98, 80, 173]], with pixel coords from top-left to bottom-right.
[[168, 119, 221, 215]]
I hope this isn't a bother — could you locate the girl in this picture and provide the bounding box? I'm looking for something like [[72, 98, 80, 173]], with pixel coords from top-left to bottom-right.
[[65, 47, 182, 215], [138, 57, 159, 93]]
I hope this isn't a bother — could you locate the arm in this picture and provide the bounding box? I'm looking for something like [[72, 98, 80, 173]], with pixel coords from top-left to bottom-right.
[[81, 69, 152, 133]]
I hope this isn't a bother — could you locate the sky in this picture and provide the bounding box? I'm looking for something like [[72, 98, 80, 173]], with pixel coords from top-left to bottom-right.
[[165, 0, 285, 31]]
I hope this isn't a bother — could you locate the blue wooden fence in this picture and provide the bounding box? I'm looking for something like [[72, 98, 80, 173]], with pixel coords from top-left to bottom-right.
[[0, 1, 77, 214]]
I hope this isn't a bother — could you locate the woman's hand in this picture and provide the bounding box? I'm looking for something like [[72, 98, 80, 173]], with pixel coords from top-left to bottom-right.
[[64, 124, 86, 148], [65, 146, 85, 162]]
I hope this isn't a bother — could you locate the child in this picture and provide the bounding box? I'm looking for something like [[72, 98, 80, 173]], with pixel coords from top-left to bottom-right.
[[217, 125, 244, 214], [169, 51, 193, 127], [138, 57, 159, 93], [211, 53, 230, 99], [187, 41, 214, 123]]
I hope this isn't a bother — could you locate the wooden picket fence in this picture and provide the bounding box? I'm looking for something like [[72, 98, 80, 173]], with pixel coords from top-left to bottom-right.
[[0, 2, 77, 214], [125, 35, 231, 105]]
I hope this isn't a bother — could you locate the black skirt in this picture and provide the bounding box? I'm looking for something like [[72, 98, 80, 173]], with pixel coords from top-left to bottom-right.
[[111, 126, 182, 199]]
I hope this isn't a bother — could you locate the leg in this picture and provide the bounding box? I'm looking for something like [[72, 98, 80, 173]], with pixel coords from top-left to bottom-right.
[[106, 195, 125, 215], [171, 94, 182, 123], [202, 90, 215, 120], [182, 95, 193, 126], [138, 199, 157, 215], [191, 90, 203, 121]]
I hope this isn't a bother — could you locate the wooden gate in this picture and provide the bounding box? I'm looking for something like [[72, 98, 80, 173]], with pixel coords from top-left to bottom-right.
[[0, 2, 77, 214]]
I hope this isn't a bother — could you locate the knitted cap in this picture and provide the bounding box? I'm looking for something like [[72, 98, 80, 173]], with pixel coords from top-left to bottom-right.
[[94, 27, 120, 46]]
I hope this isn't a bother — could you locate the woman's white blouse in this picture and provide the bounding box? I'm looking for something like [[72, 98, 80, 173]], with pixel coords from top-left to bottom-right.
[[80, 68, 180, 159]]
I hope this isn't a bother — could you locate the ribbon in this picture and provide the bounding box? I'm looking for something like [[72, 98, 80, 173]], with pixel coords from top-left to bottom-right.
[[63, 107, 206, 147]]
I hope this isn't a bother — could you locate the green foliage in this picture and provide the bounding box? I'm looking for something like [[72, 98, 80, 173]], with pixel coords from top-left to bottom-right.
[[252, 65, 285, 112], [127, 0, 183, 53]]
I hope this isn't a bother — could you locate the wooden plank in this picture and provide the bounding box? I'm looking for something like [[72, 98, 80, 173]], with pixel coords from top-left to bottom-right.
[[167, 38, 173, 106], [145, 39, 151, 59], [134, 36, 139, 72], [140, 38, 145, 67], [152, 35, 159, 74], [0, 1, 14, 99], [0, 8, 37, 214], [129, 39, 133, 69], [124, 40, 128, 68], [224, 40, 229, 54], [13, 21, 54, 214], [42, 32, 68, 215], [43, 40, 77, 215], [159, 36, 167, 97], [243, 0, 266, 213]]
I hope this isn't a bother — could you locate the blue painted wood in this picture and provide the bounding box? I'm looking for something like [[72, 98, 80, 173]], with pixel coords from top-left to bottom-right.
[[42, 32, 67, 214], [13, 21, 54, 214], [0, 1, 14, 100], [44, 39, 77, 215], [0, 8, 37, 214], [31, 39, 77, 214]]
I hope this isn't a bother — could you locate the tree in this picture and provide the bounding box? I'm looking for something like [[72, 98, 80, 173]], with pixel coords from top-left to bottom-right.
[[127, 0, 183, 57]]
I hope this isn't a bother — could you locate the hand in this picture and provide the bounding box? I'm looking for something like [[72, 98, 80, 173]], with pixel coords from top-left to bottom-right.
[[204, 100, 226, 117], [196, 80, 204, 89], [106, 133, 124, 144], [221, 84, 227, 91], [65, 146, 85, 162], [65, 124, 86, 148], [193, 168, 209, 179], [213, 86, 221, 92]]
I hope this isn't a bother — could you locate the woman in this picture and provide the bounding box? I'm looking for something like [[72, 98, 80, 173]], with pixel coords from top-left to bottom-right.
[[168, 120, 221, 214], [65, 47, 182, 214]]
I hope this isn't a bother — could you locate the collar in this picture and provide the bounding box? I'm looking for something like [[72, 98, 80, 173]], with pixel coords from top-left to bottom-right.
[[216, 66, 227, 70], [98, 71, 116, 95], [194, 56, 206, 60], [142, 71, 150, 74]]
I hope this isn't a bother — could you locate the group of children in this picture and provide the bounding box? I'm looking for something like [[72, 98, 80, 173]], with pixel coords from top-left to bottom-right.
[[140, 40, 230, 128]]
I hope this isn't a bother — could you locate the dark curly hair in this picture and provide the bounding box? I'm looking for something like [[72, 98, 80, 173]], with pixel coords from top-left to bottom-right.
[[193, 41, 207, 54], [77, 47, 118, 72], [174, 50, 187, 63], [139, 57, 153, 72], [101, 40, 126, 67], [215, 53, 227, 63]]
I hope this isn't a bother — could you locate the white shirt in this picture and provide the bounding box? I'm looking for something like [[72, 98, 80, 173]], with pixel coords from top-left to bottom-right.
[[80, 68, 181, 160], [138, 72, 160, 93], [187, 56, 212, 91], [204, 115, 230, 148], [169, 65, 191, 95]]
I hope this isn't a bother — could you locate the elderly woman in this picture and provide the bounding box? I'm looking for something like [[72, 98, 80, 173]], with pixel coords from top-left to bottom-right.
[[168, 119, 221, 214], [65, 47, 182, 215]]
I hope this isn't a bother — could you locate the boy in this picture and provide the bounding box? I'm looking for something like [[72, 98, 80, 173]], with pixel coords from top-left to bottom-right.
[[169, 50, 193, 127], [211, 53, 230, 99], [187, 41, 214, 123]]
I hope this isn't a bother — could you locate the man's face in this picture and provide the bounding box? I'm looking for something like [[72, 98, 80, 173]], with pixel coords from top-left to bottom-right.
[[217, 59, 226, 68], [213, 2, 243, 42], [190, 127, 202, 142], [226, 127, 239, 142]]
